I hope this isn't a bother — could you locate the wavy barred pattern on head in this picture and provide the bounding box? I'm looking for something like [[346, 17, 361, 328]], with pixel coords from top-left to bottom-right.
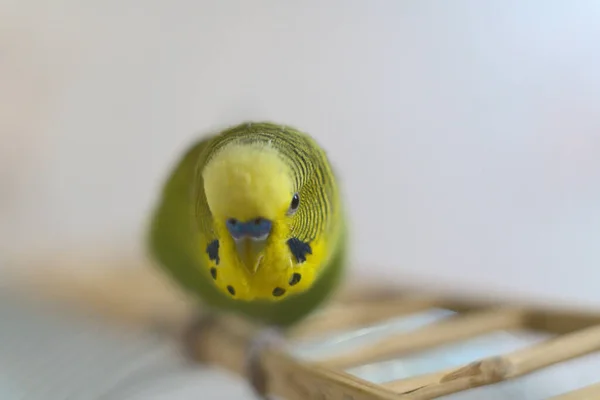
[[188, 122, 343, 302], [194, 122, 337, 243]]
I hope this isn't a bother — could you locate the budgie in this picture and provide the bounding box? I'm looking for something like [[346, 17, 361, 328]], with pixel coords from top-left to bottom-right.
[[147, 121, 347, 397]]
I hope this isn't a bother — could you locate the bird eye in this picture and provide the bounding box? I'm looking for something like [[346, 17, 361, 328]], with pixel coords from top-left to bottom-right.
[[288, 192, 300, 215]]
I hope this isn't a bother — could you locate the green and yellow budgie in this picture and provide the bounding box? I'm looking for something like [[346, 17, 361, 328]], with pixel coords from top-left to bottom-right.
[[146, 121, 347, 397]]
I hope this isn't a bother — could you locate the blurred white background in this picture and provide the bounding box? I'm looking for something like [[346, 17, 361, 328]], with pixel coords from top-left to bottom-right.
[[2, 0, 600, 306]]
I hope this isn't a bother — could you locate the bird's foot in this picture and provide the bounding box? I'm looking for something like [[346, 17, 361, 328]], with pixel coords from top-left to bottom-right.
[[244, 326, 286, 399], [181, 311, 218, 363]]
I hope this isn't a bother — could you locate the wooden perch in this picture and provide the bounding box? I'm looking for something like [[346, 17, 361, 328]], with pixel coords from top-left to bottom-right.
[[550, 382, 600, 400], [191, 317, 406, 400], [289, 296, 443, 339], [317, 308, 527, 369], [6, 255, 600, 399], [384, 322, 600, 398]]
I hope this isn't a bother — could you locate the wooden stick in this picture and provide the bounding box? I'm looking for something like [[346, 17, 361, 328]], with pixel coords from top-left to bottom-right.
[[549, 382, 600, 400], [4, 260, 197, 334], [190, 318, 406, 400], [384, 357, 512, 397], [525, 308, 600, 334], [8, 256, 600, 399], [330, 279, 407, 304], [385, 323, 600, 398], [505, 323, 600, 375], [289, 296, 442, 339], [4, 255, 381, 334], [317, 308, 527, 370]]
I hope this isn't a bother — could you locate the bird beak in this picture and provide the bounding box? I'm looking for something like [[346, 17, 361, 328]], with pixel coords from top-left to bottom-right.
[[234, 237, 267, 274], [226, 217, 272, 275]]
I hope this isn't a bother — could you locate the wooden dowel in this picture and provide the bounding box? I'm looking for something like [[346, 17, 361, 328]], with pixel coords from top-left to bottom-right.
[[385, 323, 600, 398], [330, 280, 406, 304], [505, 323, 600, 375], [6, 261, 187, 325], [384, 357, 511, 398], [191, 318, 405, 400], [525, 308, 600, 334], [289, 296, 442, 339], [317, 308, 527, 370], [8, 255, 600, 399], [4, 256, 376, 334], [549, 382, 600, 400]]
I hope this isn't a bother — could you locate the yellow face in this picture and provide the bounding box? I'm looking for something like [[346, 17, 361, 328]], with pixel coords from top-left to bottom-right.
[[203, 143, 293, 222], [201, 142, 324, 301]]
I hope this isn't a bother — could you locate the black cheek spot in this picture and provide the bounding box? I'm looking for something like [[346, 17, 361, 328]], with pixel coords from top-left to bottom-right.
[[227, 285, 236, 296], [206, 240, 220, 265], [210, 267, 217, 280], [289, 273, 302, 286], [272, 287, 286, 297], [286, 238, 312, 264]]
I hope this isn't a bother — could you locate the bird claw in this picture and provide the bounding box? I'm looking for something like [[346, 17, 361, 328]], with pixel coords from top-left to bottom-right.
[[181, 311, 218, 363], [244, 326, 285, 399]]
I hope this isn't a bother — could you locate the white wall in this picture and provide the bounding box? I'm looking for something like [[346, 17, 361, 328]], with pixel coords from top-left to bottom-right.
[[2, 0, 600, 305]]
